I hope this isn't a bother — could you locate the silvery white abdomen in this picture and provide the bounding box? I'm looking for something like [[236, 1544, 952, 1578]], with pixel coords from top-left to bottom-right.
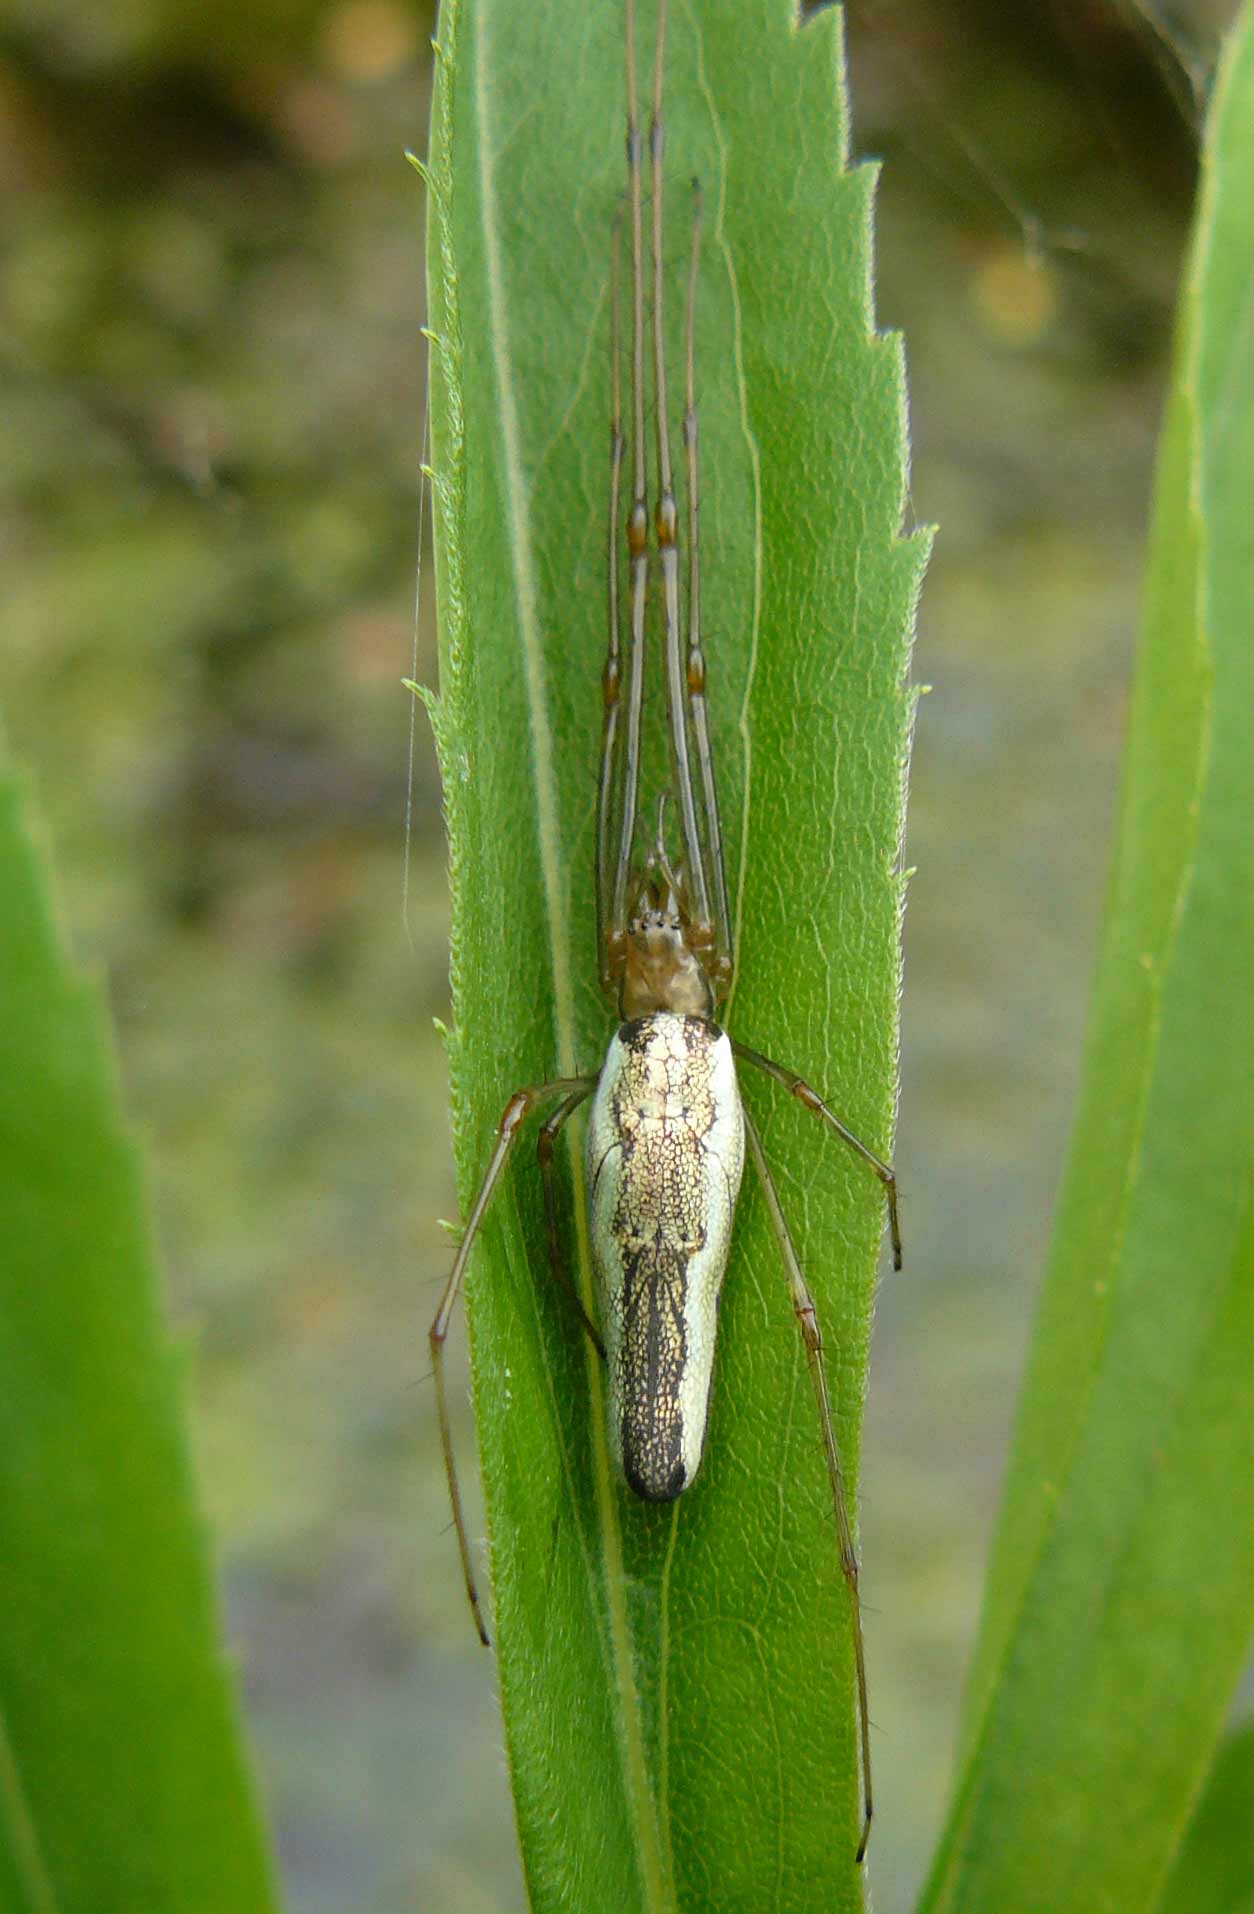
[[585, 1010, 745, 1499]]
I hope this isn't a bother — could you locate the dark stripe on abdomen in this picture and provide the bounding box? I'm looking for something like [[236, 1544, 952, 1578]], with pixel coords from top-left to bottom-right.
[[618, 1246, 689, 1501]]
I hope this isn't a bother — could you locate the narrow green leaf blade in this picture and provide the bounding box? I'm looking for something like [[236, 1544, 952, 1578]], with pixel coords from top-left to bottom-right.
[[426, 1, 922, 1907], [922, 13, 1254, 1910], [1158, 1726, 1254, 1914], [0, 755, 279, 1913]]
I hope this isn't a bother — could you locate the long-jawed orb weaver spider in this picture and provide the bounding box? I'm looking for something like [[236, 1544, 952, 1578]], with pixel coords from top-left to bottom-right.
[[429, 0, 901, 1863]]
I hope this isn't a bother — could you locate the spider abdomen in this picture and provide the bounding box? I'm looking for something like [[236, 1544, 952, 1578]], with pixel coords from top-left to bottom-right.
[[586, 1010, 745, 1499]]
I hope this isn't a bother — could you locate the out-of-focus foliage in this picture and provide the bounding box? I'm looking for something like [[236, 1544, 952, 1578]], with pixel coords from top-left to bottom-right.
[[0, 4, 480, 1908], [0, 756, 280, 1913], [1159, 1724, 1254, 1914], [923, 11, 1254, 1906]]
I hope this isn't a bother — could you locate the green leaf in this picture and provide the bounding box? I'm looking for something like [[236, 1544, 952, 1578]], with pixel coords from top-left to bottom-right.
[[1158, 1725, 1254, 1914], [0, 752, 279, 1913], [425, 1, 923, 1906], [921, 13, 1254, 1912]]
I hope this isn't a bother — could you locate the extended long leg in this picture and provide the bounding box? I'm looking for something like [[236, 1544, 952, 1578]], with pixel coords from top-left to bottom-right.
[[682, 179, 733, 996], [597, 214, 626, 993], [537, 1083, 605, 1358], [647, 0, 715, 944], [733, 1041, 902, 1270], [430, 1075, 593, 1646], [742, 1106, 874, 1864], [611, 0, 650, 950]]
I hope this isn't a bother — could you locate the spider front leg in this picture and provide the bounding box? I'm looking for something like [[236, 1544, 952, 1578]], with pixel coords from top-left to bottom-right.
[[430, 1074, 595, 1645], [537, 1084, 605, 1359]]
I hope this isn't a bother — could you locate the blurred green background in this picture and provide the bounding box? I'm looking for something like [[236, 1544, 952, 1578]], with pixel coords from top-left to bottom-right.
[[0, 0, 1238, 1907]]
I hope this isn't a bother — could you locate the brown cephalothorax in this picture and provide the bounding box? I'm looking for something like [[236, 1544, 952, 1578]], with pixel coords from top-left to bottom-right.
[[619, 870, 714, 1019]]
